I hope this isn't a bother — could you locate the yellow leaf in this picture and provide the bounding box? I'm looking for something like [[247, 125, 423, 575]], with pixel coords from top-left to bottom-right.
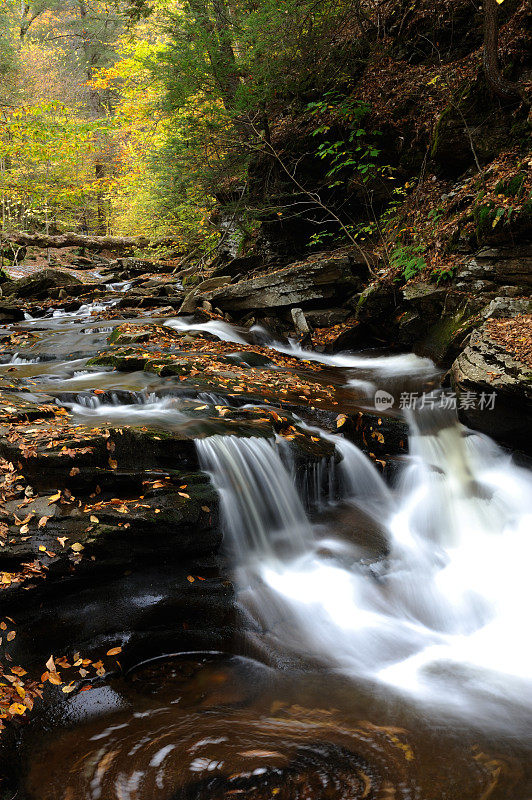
[[106, 646, 122, 656], [48, 492, 61, 503], [90, 515, 99, 523], [70, 542, 84, 552], [187, 575, 195, 583], [336, 414, 347, 428], [9, 703, 26, 715], [46, 655, 56, 672]]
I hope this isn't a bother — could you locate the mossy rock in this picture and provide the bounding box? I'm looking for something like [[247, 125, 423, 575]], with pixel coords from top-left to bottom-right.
[[473, 201, 498, 242], [88, 348, 149, 371], [494, 172, 526, 198]]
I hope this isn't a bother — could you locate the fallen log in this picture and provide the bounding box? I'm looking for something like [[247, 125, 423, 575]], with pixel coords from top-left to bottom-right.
[[2, 232, 179, 251]]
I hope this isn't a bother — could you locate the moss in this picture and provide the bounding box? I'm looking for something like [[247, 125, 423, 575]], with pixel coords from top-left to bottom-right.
[[430, 106, 452, 160], [473, 201, 497, 243], [494, 172, 526, 198], [87, 349, 149, 371]]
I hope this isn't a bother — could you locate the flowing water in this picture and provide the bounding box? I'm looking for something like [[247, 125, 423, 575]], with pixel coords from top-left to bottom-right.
[[2, 304, 531, 798]]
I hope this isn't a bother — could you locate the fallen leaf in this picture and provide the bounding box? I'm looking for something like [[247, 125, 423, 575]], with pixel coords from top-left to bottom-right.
[[106, 647, 122, 656], [8, 703, 26, 715]]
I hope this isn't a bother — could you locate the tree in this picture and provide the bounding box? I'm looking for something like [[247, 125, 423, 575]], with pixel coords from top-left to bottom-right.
[[483, 0, 528, 102]]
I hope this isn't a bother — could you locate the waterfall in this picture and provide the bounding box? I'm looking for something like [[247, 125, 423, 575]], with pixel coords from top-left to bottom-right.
[[2, 352, 39, 365], [196, 414, 532, 730], [196, 435, 312, 560]]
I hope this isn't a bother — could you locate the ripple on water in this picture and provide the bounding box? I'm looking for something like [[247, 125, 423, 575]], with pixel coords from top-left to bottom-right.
[[22, 656, 526, 800]]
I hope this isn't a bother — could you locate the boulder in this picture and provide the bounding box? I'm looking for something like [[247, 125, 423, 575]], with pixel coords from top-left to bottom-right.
[[291, 307, 311, 338], [211, 254, 263, 280], [180, 276, 232, 314], [3, 269, 82, 299], [450, 312, 532, 450], [454, 245, 532, 296], [202, 254, 366, 314], [304, 307, 350, 328], [0, 302, 25, 322]]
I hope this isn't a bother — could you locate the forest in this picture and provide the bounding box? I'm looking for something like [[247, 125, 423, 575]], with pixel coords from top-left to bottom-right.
[[0, 0, 531, 798]]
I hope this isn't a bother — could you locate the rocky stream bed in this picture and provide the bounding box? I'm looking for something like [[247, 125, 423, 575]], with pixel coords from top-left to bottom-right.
[[0, 253, 531, 799]]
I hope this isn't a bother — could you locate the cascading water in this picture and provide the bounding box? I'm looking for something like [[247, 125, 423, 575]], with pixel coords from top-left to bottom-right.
[[196, 404, 532, 735], [8, 307, 532, 799], [196, 435, 312, 559]]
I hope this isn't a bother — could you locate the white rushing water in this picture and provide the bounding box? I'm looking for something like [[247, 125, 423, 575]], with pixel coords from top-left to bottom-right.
[[63, 392, 189, 425], [165, 317, 249, 345], [196, 411, 532, 734], [1, 352, 39, 365], [165, 317, 437, 379]]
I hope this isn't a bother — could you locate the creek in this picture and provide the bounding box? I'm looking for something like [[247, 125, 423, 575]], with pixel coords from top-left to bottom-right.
[[1, 300, 531, 799]]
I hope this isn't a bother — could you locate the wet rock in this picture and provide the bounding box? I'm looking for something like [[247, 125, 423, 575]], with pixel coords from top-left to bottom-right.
[[3, 269, 82, 300], [480, 296, 532, 320], [351, 281, 399, 344], [224, 351, 273, 367], [450, 316, 532, 450], [0, 303, 25, 322], [203, 254, 366, 314], [211, 254, 263, 280], [304, 308, 350, 328], [180, 276, 232, 314], [454, 245, 532, 296], [291, 307, 311, 345]]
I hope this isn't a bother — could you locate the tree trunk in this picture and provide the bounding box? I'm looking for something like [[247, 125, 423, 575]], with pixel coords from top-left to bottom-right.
[[4, 232, 154, 250], [483, 0, 522, 100]]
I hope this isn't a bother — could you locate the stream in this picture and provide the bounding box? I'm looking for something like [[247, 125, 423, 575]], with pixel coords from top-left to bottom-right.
[[1, 299, 531, 799]]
